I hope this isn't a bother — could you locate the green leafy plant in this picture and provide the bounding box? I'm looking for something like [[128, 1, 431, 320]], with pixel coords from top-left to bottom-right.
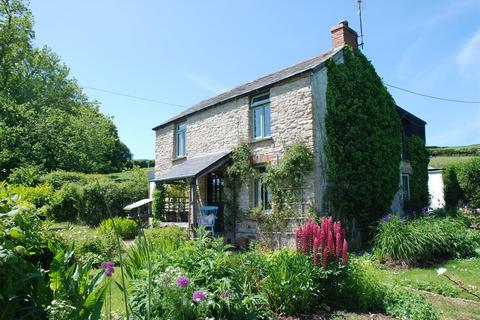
[[325, 46, 401, 239], [98, 217, 138, 239], [48, 246, 112, 319], [152, 186, 166, 220], [406, 136, 430, 214]]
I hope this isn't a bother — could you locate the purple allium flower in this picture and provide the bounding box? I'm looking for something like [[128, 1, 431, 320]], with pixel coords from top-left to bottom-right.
[[101, 261, 114, 277], [382, 214, 391, 222], [176, 276, 189, 288], [192, 290, 207, 302], [422, 206, 429, 214]]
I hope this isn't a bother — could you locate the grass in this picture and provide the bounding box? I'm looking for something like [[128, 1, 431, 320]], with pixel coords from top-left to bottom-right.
[[50, 221, 99, 241], [373, 258, 480, 300], [371, 256, 480, 319], [429, 156, 475, 169]]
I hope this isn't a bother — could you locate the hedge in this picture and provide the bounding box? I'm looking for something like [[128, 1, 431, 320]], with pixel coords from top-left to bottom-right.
[[443, 158, 480, 209]]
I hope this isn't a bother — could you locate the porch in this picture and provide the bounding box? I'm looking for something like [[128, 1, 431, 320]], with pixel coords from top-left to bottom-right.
[[150, 151, 231, 236]]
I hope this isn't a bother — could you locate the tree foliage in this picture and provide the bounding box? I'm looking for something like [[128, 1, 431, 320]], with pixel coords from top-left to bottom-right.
[[0, 0, 131, 179], [406, 136, 429, 212], [325, 47, 401, 237], [444, 158, 480, 209]]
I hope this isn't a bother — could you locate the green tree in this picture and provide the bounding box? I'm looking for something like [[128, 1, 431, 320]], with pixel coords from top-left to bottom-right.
[[325, 47, 401, 238], [0, 0, 131, 178], [406, 136, 429, 213]]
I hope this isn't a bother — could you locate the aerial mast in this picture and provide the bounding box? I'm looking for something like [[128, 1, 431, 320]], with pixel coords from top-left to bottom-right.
[[357, 0, 365, 49]]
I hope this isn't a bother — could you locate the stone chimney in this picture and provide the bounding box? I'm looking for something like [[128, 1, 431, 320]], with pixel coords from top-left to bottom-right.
[[330, 20, 358, 50]]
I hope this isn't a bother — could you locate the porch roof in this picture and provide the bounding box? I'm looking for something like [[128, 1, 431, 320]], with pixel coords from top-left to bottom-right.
[[123, 198, 152, 211], [151, 150, 231, 183]]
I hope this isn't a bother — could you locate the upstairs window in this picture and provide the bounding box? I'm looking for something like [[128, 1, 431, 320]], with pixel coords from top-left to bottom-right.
[[251, 93, 271, 139], [175, 122, 187, 157]]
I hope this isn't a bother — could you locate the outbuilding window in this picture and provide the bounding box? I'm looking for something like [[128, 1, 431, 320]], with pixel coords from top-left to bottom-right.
[[175, 122, 187, 157], [401, 173, 410, 202], [251, 93, 271, 139]]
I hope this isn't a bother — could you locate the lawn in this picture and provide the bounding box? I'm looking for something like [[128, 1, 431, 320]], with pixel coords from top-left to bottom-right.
[[371, 257, 480, 319], [429, 156, 475, 169]]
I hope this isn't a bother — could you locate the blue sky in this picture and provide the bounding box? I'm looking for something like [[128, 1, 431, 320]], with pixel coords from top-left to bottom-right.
[[30, 0, 480, 159]]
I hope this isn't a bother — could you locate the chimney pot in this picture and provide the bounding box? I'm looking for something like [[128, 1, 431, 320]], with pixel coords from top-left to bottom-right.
[[330, 20, 358, 50]]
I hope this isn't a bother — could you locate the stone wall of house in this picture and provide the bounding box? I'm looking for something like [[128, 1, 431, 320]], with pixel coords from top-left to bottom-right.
[[154, 74, 318, 243]]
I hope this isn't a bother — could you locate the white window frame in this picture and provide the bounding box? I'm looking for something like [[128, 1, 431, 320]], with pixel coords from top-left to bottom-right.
[[401, 173, 410, 202], [175, 122, 187, 157], [250, 93, 271, 139]]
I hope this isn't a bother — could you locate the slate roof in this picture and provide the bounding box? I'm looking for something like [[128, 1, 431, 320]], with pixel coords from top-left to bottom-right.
[[151, 150, 231, 183], [152, 47, 343, 130]]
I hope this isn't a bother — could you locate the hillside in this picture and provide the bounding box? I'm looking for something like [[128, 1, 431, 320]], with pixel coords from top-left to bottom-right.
[[428, 144, 480, 169]]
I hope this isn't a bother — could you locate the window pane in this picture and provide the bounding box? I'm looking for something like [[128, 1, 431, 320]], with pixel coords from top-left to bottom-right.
[[263, 104, 271, 137], [251, 93, 270, 106], [253, 107, 262, 138], [177, 122, 187, 131], [177, 132, 185, 156]]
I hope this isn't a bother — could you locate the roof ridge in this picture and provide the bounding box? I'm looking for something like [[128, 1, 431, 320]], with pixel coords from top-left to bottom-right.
[[153, 46, 343, 130]]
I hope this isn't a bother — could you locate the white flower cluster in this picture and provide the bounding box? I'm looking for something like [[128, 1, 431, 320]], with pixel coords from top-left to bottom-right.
[[46, 299, 76, 320], [155, 266, 184, 287]]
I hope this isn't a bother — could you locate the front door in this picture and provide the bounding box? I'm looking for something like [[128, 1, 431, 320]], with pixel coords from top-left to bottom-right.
[[206, 172, 224, 232]]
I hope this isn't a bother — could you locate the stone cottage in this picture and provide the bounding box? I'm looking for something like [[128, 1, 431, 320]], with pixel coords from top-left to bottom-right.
[[151, 21, 426, 243]]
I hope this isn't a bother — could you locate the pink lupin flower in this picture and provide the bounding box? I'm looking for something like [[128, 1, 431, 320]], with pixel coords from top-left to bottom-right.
[[313, 237, 320, 266], [342, 239, 348, 265]]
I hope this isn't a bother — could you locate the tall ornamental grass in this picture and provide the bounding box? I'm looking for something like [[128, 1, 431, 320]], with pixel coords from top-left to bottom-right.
[[375, 216, 479, 264]]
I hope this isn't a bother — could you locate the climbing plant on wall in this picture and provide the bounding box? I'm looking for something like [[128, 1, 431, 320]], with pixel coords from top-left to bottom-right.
[[224, 142, 256, 228], [406, 136, 429, 213], [325, 47, 401, 238], [152, 185, 166, 220], [263, 143, 314, 212]]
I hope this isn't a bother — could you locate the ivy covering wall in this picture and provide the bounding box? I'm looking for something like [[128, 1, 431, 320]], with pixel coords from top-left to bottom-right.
[[406, 136, 429, 213], [325, 47, 401, 237]]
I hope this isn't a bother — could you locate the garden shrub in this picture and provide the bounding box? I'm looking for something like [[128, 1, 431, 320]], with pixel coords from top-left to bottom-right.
[[7, 164, 45, 186], [0, 193, 55, 319], [262, 249, 323, 315], [443, 158, 480, 209], [406, 136, 430, 213], [0, 185, 111, 319], [443, 164, 465, 209], [11, 183, 54, 212], [144, 226, 188, 248], [383, 286, 438, 320], [325, 47, 401, 239], [152, 186, 166, 220], [375, 216, 478, 264], [456, 158, 480, 209], [98, 217, 138, 239], [43, 168, 148, 225], [329, 257, 384, 312], [74, 229, 119, 266]]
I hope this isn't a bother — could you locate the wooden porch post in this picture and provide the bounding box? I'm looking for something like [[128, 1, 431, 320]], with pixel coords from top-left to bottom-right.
[[189, 178, 197, 238]]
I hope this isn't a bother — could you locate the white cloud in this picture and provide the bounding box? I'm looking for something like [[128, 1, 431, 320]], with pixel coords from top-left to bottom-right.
[[185, 72, 229, 94], [456, 30, 480, 77]]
